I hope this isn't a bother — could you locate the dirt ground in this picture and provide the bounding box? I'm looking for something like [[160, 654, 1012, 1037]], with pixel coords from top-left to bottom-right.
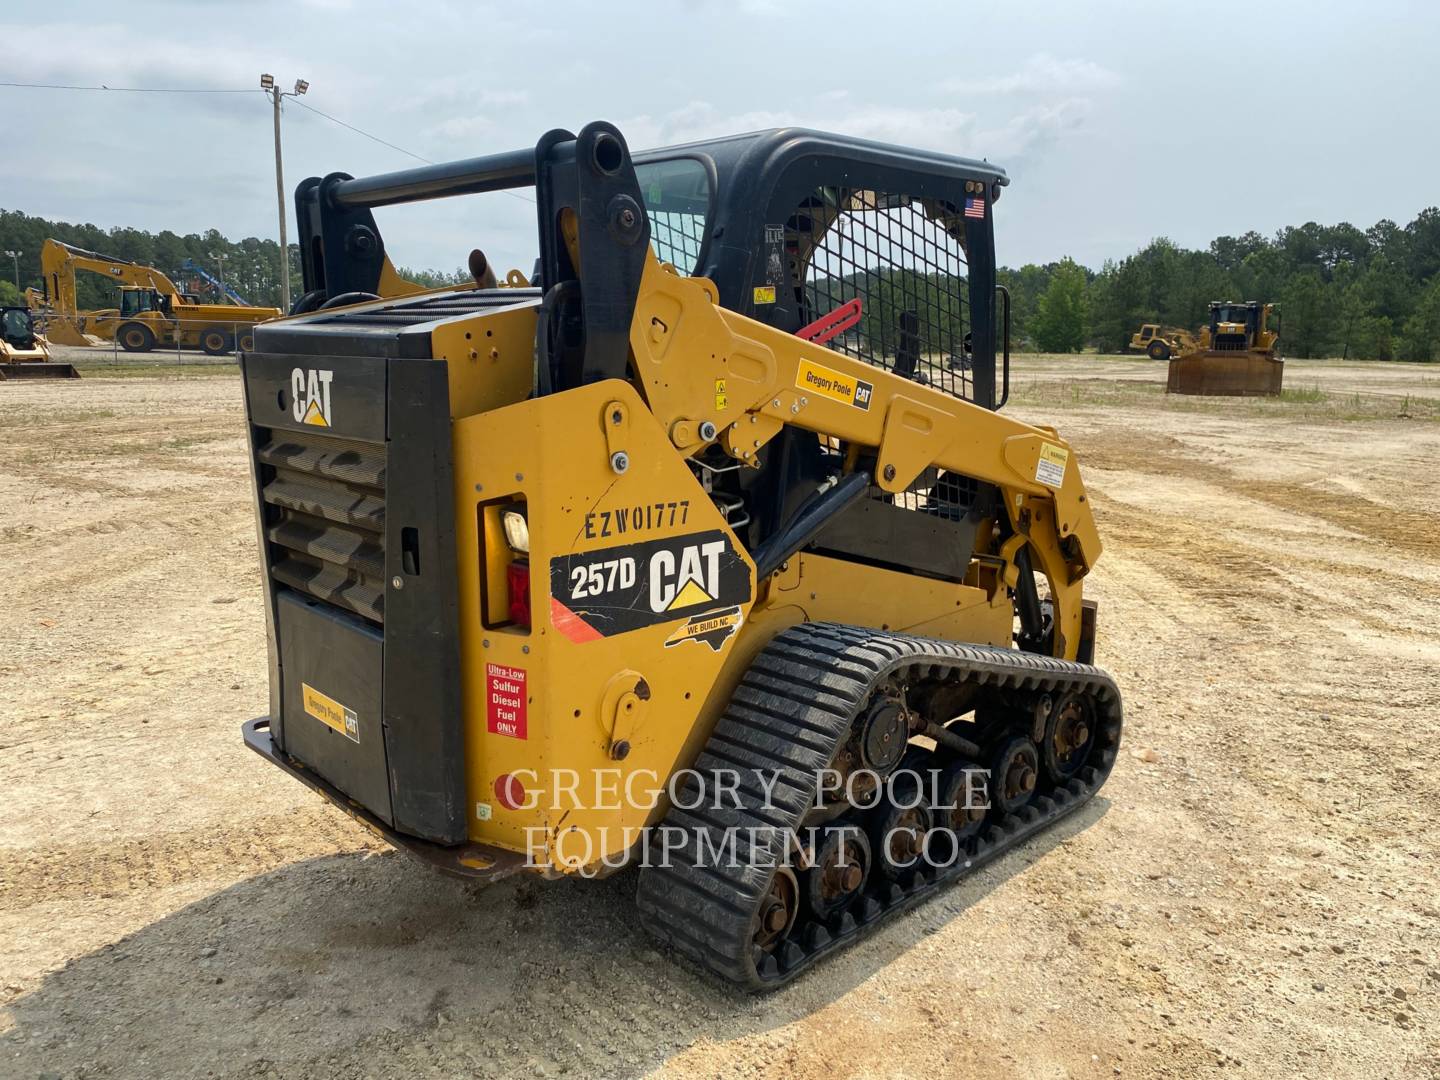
[[2, 356, 1438, 1079]]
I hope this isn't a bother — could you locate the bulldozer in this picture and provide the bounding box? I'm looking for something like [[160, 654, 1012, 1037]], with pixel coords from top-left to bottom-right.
[[239, 122, 1123, 990], [1166, 300, 1283, 396], [0, 305, 80, 380], [36, 239, 281, 353]]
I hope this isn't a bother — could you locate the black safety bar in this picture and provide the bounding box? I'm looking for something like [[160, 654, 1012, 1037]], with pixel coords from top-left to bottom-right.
[[995, 284, 1012, 409], [330, 148, 539, 210]]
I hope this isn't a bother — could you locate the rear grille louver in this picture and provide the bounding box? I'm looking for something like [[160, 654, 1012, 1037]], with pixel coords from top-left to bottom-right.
[[258, 429, 387, 624]]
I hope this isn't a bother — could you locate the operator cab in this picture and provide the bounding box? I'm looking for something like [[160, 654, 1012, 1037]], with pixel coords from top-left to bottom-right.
[[632, 130, 1008, 409], [1, 306, 37, 349], [1209, 300, 1261, 351], [118, 287, 173, 317]]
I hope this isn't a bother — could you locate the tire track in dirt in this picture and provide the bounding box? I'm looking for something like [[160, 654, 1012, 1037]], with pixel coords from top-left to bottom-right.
[[0, 809, 377, 908]]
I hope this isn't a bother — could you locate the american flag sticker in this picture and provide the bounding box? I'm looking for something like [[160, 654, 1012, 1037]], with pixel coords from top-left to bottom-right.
[[964, 196, 986, 220]]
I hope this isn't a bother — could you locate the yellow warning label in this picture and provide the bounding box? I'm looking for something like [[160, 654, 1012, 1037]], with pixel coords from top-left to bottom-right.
[[301, 399, 330, 427], [302, 682, 359, 743], [1035, 442, 1069, 489], [714, 378, 728, 411], [795, 357, 874, 411], [753, 285, 777, 305]]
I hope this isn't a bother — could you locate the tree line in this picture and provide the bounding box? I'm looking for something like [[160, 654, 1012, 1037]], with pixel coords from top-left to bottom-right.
[[1003, 209, 1440, 361], [0, 208, 463, 311], [5, 203, 1439, 362]]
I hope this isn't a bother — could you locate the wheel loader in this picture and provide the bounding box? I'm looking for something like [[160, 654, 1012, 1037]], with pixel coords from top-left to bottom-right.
[[0, 305, 79, 380], [1127, 323, 1196, 360], [240, 122, 1123, 990]]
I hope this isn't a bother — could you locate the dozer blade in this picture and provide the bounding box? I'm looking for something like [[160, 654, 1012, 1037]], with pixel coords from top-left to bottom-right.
[[0, 363, 82, 380], [1166, 350, 1283, 396]]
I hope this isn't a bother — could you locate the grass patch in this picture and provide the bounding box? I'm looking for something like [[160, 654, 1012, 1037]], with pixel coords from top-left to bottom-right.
[[1008, 376, 1440, 423], [72, 363, 239, 380]]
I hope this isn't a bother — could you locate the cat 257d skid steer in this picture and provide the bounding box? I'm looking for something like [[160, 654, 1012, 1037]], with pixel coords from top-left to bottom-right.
[[240, 122, 1122, 990]]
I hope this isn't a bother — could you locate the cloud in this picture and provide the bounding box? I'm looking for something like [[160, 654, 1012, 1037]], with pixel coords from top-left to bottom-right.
[[978, 99, 1095, 161], [941, 53, 1121, 96], [1, 20, 300, 92], [620, 97, 1082, 165]]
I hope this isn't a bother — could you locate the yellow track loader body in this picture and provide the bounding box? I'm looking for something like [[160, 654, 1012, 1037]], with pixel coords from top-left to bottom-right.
[[239, 123, 1122, 989], [0, 306, 79, 380]]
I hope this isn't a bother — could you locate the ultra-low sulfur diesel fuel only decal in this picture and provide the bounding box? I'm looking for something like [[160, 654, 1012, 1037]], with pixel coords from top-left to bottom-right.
[[549, 529, 751, 644]]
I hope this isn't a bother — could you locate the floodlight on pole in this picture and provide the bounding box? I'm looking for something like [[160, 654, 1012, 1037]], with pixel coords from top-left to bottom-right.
[[2, 250, 19, 289], [208, 251, 228, 294], [260, 73, 309, 313]]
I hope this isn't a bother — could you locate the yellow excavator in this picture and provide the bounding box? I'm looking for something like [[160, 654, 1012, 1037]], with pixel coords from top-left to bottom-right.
[[35, 239, 282, 353], [0, 304, 80, 379], [239, 122, 1122, 990]]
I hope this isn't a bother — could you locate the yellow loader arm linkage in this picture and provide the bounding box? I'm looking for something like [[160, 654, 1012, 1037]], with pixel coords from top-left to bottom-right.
[[625, 256, 1098, 660]]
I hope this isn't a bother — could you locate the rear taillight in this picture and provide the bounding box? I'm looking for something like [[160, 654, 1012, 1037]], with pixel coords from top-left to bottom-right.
[[507, 560, 531, 629]]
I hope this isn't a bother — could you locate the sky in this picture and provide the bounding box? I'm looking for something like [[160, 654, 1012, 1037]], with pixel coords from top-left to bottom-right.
[[3, 0, 1438, 277]]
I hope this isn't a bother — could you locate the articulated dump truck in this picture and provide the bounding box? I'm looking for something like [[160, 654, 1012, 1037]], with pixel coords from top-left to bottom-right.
[[240, 121, 1123, 990]]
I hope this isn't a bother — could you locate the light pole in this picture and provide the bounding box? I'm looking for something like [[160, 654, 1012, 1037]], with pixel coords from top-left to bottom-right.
[[208, 251, 228, 297], [260, 74, 309, 313], [2, 250, 19, 290]]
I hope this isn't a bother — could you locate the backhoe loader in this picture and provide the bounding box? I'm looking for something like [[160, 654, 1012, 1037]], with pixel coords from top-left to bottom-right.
[[37, 239, 281, 353], [240, 122, 1123, 989], [0, 305, 79, 379]]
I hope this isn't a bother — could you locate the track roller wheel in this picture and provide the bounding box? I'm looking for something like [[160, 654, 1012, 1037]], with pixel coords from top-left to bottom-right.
[[752, 866, 800, 954], [989, 736, 1039, 815], [932, 760, 989, 841], [1042, 692, 1097, 782], [803, 824, 871, 919], [870, 773, 933, 880]]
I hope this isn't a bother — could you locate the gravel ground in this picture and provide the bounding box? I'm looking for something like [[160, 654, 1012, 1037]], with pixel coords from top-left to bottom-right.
[[2, 357, 1437, 1078]]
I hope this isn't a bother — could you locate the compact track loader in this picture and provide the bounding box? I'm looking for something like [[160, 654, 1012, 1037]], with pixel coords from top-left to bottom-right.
[[0, 306, 79, 379], [241, 122, 1122, 989]]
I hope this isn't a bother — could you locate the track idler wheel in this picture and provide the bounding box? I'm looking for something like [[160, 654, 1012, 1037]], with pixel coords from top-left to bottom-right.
[[752, 866, 800, 954], [870, 773, 933, 881], [989, 736, 1040, 815], [803, 824, 871, 919], [1042, 692, 1097, 782]]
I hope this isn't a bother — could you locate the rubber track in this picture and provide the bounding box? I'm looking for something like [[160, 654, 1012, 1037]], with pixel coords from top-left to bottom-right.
[[635, 622, 1123, 990]]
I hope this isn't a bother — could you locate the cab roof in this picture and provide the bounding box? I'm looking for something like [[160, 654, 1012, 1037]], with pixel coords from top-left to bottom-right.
[[633, 127, 1009, 192]]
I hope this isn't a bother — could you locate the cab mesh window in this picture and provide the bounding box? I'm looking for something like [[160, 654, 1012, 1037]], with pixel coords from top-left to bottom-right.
[[636, 158, 711, 275], [795, 188, 974, 401]]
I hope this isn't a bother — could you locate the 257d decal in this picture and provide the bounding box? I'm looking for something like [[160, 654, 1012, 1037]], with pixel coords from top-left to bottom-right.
[[550, 529, 751, 649]]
